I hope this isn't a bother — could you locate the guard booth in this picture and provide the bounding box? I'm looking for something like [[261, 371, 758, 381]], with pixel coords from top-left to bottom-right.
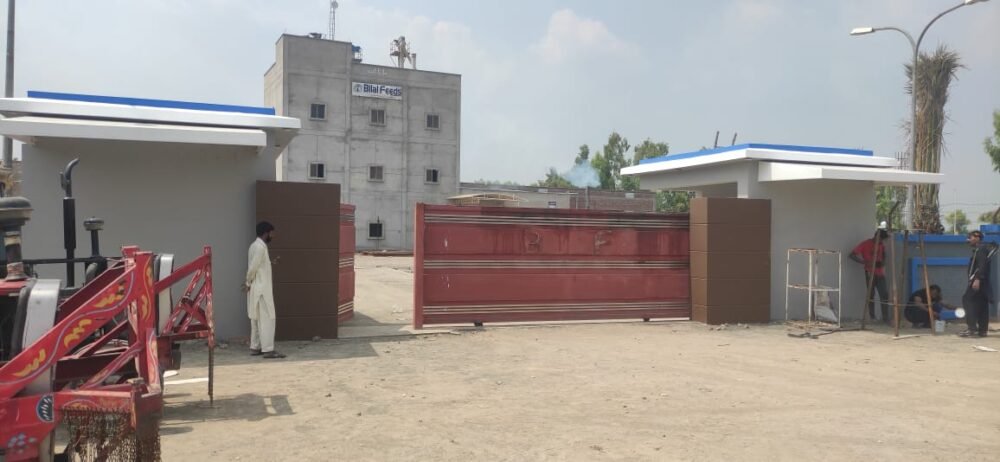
[[622, 143, 943, 323], [0, 92, 300, 341]]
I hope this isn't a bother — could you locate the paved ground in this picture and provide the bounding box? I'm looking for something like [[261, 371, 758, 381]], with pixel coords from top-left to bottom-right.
[[159, 255, 1000, 461]]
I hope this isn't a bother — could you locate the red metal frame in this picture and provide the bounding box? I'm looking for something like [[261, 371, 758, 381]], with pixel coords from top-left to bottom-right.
[[0, 246, 213, 461], [414, 204, 690, 328]]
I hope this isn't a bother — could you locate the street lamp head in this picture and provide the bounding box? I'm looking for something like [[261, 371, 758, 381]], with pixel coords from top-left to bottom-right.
[[963, 0, 988, 5], [850, 27, 876, 36]]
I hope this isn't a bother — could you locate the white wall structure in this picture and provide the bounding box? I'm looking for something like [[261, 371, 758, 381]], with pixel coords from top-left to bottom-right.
[[265, 34, 461, 250], [0, 93, 300, 340], [622, 143, 943, 321]]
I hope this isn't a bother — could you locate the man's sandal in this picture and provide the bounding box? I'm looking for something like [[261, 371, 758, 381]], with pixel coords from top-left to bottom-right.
[[250, 349, 263, 356], [262, 351, 286, 359]]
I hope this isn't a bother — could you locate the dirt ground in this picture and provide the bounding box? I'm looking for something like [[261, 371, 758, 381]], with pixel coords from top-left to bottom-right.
[[159, 256, 1000, 461]]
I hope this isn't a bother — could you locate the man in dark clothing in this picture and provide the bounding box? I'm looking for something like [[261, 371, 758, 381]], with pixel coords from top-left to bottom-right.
[[904, 285, 959, 328], [960, 230, 995, 338], [851, 229, 890, 323]]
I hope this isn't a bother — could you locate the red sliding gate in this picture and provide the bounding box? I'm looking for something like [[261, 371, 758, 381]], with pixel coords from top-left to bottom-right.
[[414, 204, 690, 328], [339, 204, 355, 323]]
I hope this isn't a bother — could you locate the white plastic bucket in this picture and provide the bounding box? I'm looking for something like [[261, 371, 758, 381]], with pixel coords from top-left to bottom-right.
[[934, 320, 946, 333]]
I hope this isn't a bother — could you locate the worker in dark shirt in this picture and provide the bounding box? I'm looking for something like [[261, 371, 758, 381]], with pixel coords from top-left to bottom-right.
[[960, 231, 995, 338], [903, 285, 959, 328]]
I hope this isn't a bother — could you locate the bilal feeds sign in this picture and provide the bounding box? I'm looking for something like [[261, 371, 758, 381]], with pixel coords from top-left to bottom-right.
[[352, 82, 402, 100]]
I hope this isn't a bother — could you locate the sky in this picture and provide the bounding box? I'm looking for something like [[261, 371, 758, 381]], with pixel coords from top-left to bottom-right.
[[5, 0, 1000, 224]]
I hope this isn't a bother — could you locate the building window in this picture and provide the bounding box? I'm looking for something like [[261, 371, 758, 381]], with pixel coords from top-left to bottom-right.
[[308, 162, 326, 180], [368, 165, 384, 182], [547, 201, 557, 208], [370, 109, 386, 126], [368, 221, 384, 240], [310, 103, 326, 120], [425, 168, 439, 184], [426, 114, 440, 130]]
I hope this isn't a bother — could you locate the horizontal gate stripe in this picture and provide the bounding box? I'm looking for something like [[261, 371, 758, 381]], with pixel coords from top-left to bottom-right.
[[424, 260, 686, 269], [424, 214, 686, 228]]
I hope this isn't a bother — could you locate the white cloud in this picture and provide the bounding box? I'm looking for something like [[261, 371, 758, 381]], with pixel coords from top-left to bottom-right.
[[530, 9, 638, 63]]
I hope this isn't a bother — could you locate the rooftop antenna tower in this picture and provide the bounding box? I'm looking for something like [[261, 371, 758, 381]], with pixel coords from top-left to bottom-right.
[[390, 36, 417, 69], [327, 0, 338, 40]]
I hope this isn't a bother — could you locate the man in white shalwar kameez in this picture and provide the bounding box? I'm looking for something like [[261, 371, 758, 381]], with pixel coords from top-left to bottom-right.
[[244, 221, 285, 358]]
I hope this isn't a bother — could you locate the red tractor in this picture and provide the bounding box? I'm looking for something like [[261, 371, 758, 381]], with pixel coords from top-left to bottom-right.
[[0, 160, 215, 461]]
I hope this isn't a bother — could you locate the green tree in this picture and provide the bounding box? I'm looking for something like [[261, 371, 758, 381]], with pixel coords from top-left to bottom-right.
[[943, 209, 969, 235], [656, 191, 693, 213], [574, 145, 591, 165], [535, 167, 574, 189], [985, 110, 1000, 173], [590, 132, 631, 190], [907, 46, 963, 233], [875, 186, 905, 230], [633, 139, 669, 162], [978, 209, 1000, 225], [621, 139, 669, 192]]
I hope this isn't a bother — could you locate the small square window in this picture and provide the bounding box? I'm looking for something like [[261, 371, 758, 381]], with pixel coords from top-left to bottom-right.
[[368, 165, 384, 182], [308, 162, 326, 180], [547, 201, 557, 208], [368, 222, 384, 239], [425, 168, 439, 184], [310, 103, 326, 120], [370, 109, 386, 126], [426, 114, 440, 130]]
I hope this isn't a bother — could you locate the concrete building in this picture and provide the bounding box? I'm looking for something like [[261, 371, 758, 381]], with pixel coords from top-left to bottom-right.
[[265, 34, 461, 250], [456, 183, 657, 212], [622, 143, 943, 322], [0, 92, 300, 340]]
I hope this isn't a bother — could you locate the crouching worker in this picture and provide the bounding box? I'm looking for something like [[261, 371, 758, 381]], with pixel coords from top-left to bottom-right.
[[903, 285, 961, 328]]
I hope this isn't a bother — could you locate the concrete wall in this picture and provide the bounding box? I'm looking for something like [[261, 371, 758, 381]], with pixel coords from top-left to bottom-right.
[[639, 162, 875, 320], [266, 35, 461, 250], [754, 178, 874, 321], [21, 139, 276, 340]]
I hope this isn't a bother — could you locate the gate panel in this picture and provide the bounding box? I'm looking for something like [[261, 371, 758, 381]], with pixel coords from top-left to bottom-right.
[[256, 181, 340, 340], [414, 204, 690, 328], [339, 204, 356, 323]]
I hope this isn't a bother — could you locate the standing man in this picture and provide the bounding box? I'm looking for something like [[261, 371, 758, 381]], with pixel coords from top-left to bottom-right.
[[960, 230, 994, 338], [850, 227, 890, 323], [243, 221, 285, 358]]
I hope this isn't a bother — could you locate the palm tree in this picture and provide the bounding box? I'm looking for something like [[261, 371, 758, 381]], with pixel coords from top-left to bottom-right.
[[906, 46, 963, 233]]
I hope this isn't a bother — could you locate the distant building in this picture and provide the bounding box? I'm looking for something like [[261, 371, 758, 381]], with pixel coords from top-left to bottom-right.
[[456, 183, 657, 212], [265, 34, 461, 250]]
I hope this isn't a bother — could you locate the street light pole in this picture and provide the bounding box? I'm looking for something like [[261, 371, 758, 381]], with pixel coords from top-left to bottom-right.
[[3, 0, 14, 171], [850, 0, 990, 229]]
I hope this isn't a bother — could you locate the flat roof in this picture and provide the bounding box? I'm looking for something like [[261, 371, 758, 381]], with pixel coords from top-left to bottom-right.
[[622, 143, 896, 177], [0, 116, 267, 147], [0, 93, 299, 153], [0, 95, 299, 130], [758, 162, 942, 185], [639, 143, 873, 165], [27, 91, 276, 115]]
